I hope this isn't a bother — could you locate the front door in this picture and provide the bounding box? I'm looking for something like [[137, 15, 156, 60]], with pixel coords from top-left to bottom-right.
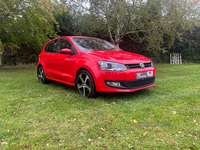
[[54, 38, 78, 85]]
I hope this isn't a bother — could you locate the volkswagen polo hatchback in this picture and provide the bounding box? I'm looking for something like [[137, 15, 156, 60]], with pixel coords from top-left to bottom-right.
[[37, 36, 156, 97]]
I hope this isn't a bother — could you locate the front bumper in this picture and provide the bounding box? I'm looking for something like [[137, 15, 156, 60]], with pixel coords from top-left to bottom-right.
[[105, 76, 155, 89], [93, 67, 156, 92]]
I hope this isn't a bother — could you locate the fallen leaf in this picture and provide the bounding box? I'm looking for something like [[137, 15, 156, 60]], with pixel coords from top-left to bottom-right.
[[100, 127, 105, 131], [23, 145, 30, 149], [1, 142, 8, 145], [133, 119, 137, 123], [88, 138, 92, 142], [51, 138, 60, 142], [143, 132, 147, 136], [173, 111, 176, 114]]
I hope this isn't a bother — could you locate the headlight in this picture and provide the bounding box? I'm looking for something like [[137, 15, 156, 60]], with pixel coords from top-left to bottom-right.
[[98, 61, 127, 71]]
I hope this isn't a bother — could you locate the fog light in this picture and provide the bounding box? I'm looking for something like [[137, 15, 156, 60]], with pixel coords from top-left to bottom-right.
[[106, 82, 121, 87], [106, 82, 111, 85]]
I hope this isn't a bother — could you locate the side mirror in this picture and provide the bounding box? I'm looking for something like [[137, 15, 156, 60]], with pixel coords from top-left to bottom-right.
[[60, 48, 72, 54]]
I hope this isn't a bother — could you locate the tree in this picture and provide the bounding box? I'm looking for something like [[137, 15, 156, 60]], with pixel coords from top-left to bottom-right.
[[0, 0, 63, 53], [53, 8, 75, 36], [67, 0, 200, 52], [170, 27, 200, 62], [73, 13, 109, 39]]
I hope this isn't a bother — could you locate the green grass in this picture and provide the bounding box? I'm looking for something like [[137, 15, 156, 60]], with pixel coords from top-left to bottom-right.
[[0, 64, 200, 149]]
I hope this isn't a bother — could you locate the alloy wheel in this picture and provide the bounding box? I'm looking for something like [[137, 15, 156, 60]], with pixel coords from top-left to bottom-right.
[[38, 67, 45, 83], [77, 73, 92, 97], [37, 66, 49, 84]]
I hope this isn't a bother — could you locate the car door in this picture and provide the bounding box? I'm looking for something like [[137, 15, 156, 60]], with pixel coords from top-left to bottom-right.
[[43, 39, 59, 78], [54, 38, 78, 85]]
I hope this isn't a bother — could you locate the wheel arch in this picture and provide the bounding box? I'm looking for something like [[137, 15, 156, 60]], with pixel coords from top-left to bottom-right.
[[37, 64, 42, 69], [74, 67, 98, 89], [37, 64, 42, 76]]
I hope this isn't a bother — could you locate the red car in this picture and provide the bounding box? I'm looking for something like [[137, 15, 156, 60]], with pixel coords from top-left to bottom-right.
[[37, 36, 156, 97]]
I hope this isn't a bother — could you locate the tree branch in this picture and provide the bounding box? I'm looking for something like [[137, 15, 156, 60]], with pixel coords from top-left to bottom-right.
[[0, 0, 22, 23], [106, 1, 115, 44], [124, 9, 188, 35]]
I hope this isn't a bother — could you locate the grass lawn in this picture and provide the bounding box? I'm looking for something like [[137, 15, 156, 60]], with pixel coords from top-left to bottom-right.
[[0, 64, 200, 149]]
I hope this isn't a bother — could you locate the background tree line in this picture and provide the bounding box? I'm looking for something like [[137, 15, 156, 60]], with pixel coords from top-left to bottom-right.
[[0, 0, 200, 65]]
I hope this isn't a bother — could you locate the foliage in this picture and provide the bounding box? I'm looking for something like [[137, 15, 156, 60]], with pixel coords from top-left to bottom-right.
[[67, 0, 200, 51], [1, 0, 200, 63], [74, 13, 110, 40], [0, 0, 61, 53], [0, 64, 200, 149], [2, 45, 39, 66], [136, 0, 200, 53], [170, 28, 200, 63], [53, 5, 75, 36]]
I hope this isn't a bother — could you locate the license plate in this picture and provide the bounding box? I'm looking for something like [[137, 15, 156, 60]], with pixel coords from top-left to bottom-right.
[[136, 71, 153, 79]]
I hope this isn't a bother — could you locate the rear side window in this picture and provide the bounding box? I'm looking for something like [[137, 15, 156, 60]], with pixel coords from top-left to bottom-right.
[[45, 40, 58, 53]]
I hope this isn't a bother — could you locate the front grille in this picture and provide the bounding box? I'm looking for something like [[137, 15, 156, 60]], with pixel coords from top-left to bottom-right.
[[105, 77, 155, 89], [125, 62, 152, 69]]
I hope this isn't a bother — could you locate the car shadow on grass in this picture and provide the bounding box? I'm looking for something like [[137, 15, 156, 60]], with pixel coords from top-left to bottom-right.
[[98, 88, 154, 102], [47, 80, 75, 92]]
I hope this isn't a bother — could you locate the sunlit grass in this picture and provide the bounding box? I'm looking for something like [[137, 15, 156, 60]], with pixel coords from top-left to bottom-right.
[[0, 64, 200, 149]]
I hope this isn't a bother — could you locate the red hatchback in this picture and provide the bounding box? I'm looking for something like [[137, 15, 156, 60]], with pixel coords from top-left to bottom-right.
[[37, 36, 156, 97]]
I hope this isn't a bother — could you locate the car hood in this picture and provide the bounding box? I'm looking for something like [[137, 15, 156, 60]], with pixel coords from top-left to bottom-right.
[[83, 50, 151, 64]]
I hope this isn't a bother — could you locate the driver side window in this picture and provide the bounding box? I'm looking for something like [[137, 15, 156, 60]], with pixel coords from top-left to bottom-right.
[[59, 38, 72, 51]]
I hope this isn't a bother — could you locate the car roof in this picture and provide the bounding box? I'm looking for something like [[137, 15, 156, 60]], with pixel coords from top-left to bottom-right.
[[61, 36, 98, 39]]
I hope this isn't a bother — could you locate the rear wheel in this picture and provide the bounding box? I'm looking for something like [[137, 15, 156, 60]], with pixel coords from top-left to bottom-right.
[[75, 70, 96, 98], [37, 66, 49, 84]]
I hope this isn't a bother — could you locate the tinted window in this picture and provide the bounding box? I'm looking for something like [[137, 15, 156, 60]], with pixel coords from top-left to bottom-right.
[[45, 40, 57, 53], [71, 38, 120, 51], [59, 38, 72, 50]]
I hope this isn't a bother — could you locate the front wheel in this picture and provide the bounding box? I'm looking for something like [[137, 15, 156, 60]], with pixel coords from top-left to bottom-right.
[[37, 66, 49, 84], [75, 70, 97, 98]]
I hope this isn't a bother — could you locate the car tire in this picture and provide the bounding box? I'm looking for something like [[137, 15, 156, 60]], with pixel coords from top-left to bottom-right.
[[75, 70, 97, 98], [37, 66, 49, 84]]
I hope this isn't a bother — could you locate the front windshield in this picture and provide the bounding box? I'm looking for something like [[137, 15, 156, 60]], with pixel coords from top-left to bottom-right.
[[71, 38, 120, 51]]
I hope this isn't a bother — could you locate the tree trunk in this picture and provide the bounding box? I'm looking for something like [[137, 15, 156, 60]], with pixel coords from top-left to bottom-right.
[[114, 14, 120, 47]]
